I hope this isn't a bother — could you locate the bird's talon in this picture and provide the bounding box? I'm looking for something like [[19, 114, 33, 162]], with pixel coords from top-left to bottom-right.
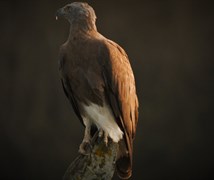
[[78, 141, 92, 155], [104, 141, 108, 147], [97, 136, 102, 143], [98, 130, 103, 137], [104, 137, 108, 146]]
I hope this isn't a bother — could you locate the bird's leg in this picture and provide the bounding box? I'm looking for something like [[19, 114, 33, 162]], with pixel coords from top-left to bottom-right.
[[103, 131, 108, 146], [97, 129, 108, 146], [79, 118, 92, 155], [98, 129, 104, 138]]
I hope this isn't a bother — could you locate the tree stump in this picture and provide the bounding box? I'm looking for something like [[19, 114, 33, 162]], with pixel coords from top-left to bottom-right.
[[63, 133, 118, 180]]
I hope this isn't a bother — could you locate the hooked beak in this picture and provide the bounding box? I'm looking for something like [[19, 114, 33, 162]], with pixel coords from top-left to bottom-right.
[[55, 8, 65, 20]]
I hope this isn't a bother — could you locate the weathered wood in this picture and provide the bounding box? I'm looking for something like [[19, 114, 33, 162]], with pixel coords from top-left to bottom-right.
[[63, 134, 118, 180]]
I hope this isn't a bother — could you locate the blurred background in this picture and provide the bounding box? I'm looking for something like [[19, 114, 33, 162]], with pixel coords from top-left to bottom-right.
[[1, 0, 214, 179]]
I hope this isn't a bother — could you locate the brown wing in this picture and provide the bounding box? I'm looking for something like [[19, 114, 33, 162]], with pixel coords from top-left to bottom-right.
[[58, 49, 84, 125], [101, 39, 139, 179], [59, 46, 100, 137]]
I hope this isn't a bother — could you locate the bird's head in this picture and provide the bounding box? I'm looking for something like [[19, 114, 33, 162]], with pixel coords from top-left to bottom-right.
[[56, 2, 97, 30]]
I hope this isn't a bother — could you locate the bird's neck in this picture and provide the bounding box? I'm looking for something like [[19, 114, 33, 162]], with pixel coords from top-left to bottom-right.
[[68, 21, 97, 41]]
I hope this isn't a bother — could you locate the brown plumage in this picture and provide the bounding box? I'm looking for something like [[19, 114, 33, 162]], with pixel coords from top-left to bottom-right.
[[56, 2, 138, 179]]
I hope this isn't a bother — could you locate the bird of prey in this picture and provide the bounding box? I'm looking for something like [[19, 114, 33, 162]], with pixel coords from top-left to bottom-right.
[[56, 2, 138, 179]]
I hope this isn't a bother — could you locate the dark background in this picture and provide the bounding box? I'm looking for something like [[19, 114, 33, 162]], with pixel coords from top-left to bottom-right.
[[1, 0, 214, 179]]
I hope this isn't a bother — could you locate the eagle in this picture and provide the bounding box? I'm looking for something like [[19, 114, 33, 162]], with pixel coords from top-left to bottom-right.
[[56, 2, 139, 179]]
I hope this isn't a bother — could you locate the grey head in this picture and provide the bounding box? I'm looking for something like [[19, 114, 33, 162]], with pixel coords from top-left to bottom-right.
[[56, 2, 97, 30]]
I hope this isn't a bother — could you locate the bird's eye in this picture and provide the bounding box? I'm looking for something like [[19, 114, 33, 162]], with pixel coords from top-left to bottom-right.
[[64, 6, 70, 11]]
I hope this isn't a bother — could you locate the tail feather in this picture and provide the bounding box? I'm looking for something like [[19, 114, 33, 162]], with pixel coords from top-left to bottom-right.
[[116, 132, 133, 179], [116, 156, 132, 179]]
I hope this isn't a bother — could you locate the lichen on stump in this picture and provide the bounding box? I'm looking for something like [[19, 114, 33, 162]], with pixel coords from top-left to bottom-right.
[[63, 134, 119, 180]]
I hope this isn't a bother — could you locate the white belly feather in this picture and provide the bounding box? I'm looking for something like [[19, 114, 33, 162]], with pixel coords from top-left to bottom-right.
[[83, 102, 123, 143]]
